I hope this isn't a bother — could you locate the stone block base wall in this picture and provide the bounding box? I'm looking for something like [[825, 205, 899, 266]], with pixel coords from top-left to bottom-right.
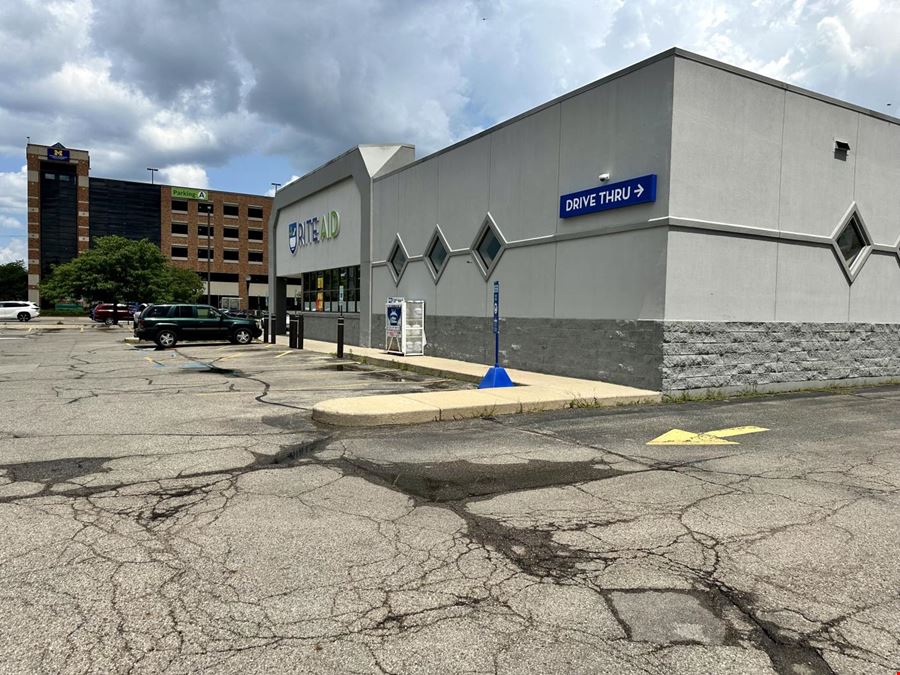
[[662, 322, 900, 393], [371, 314, 664, 390]]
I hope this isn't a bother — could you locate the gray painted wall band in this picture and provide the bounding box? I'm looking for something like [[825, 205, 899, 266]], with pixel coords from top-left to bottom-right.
[[370, 215, 900, 267]]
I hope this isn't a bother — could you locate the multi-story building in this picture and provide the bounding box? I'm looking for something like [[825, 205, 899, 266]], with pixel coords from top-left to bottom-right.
[[26, 142, 273, 308]]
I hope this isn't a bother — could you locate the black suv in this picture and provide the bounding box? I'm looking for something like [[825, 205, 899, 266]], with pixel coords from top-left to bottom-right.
[[134, 304, 262, 348]]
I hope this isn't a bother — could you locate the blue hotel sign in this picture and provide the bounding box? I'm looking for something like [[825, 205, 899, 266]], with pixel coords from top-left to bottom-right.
[[559, 174, 657, 218]]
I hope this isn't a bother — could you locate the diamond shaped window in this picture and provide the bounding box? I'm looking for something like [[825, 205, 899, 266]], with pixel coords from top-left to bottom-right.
[[470, 213, 506, 278], [830, 205, 872, 283], [425, 226, 451, 282], [836, 216, 865, 266], [387, 237, 409, 283]]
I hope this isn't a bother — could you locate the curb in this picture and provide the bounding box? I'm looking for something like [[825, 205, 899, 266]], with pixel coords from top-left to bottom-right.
[[312, 388, 661, 427]]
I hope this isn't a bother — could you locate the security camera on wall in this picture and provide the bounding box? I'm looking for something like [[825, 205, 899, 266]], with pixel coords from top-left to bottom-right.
[[598, 173, 610, 182]]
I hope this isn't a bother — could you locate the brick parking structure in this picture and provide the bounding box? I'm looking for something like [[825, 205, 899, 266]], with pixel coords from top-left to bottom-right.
[[26, 142, 273, 309]]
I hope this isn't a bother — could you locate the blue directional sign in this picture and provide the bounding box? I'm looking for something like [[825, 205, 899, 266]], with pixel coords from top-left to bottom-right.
[[479, 279, 513, 388], [492, 281, 500, 335], [559, 174, 657, 219]]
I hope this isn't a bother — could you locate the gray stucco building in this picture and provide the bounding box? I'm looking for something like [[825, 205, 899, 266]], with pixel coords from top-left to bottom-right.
[[270, 48, 900, 393]]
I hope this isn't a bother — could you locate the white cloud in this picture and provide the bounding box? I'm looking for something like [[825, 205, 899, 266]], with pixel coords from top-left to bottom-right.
[[0, 165, 26, 215], [161, 164, 209, 189], [0, 166, 28, 267], [268, 175, 300, 197], [0, 239, 26, 264], [0, 215, 23, 231], [138, 111, 217, 155]]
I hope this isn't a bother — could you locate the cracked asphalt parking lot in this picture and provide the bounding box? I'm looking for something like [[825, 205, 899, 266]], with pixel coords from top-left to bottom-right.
[[0, 324, 898, 674]]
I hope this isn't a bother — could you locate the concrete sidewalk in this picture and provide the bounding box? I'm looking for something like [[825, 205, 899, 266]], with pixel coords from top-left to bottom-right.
[[272, 335, 661, 426]]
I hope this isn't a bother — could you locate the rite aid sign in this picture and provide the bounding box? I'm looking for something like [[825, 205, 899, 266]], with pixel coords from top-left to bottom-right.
[[288, 210, 340, 255], [559, 174, 657, 218]]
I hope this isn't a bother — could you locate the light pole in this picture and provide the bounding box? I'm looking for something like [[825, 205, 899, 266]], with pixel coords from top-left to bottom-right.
[[147, 167, 158, 184], [271, 182, 281, 192], [200, 202, 213, 305], [245, 275, 252, 312]]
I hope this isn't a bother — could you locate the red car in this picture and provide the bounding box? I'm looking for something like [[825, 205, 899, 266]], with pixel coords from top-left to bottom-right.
[[92, 304, 133, 325]]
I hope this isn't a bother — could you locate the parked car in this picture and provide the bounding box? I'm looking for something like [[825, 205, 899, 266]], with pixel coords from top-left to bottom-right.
[[92, 303, 133, 325], [134, 304, 262, 348], [132, 303, 148, 323], [0, 301, 40, 322]]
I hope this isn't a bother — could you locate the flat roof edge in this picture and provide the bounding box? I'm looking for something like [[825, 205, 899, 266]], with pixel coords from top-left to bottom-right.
[[89, 176, 272, 200]]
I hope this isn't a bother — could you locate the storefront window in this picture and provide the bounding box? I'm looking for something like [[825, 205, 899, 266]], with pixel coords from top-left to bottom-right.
[[300, 265, 360, 313]]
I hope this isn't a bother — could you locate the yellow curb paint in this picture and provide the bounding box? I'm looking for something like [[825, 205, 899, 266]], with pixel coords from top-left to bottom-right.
[[647, 426, 769, 446]]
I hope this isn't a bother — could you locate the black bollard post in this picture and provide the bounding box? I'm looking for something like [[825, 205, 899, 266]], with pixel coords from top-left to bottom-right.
[[269, 315, 276, 344], [289, 316, 298, 348], [263, 316, 269, 343], [336, 317, 344, 359], [297, 314, 304, 349]]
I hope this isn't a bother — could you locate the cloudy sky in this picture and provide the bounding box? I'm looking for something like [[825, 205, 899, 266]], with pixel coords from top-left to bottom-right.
[[1, 0, 898, 263]]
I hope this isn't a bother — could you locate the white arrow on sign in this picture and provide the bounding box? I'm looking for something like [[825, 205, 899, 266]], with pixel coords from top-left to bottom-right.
[[634, 184, 644, 198]]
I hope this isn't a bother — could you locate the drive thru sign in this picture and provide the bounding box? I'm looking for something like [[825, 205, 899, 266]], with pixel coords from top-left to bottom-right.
[[559, 174, 657, 218]]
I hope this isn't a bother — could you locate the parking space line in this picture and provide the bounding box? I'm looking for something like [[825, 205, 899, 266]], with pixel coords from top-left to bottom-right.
[[274, 350, 293, 358]]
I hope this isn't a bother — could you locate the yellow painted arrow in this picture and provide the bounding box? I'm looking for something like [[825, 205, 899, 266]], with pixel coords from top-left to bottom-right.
[[647, 425, 768, 445]]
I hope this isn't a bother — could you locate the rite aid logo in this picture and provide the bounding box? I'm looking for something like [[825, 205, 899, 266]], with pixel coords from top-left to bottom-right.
[[288, 210, 340, 256], [288, 222, 298, 254]]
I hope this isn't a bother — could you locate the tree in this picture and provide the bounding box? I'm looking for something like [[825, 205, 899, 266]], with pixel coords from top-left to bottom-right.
[[39, 236, 203, 304], [0, 260, 27, 299]]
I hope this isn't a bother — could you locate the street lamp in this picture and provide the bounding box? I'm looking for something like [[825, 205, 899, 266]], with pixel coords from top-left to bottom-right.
[[147, 167, 159, 184], [271, 182, 281, 192], [199, 202, 213, 305]]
